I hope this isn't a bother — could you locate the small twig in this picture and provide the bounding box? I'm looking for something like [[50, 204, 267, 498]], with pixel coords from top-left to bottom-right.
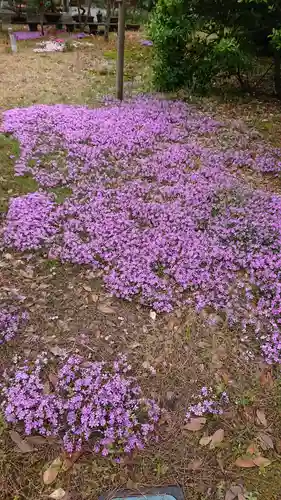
[[253, 62, 274, 89]]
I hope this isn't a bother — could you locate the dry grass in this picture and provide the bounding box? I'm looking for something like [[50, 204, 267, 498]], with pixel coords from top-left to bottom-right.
[[1, 252, 280, 500], [0, 30, 148, 109]]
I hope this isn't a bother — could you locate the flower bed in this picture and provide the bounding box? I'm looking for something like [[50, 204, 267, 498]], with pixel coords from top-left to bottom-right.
[[3, 96, 281, 362], [1, 354, 160, 454]]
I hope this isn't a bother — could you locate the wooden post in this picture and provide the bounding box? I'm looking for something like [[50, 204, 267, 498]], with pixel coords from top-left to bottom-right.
[[8, 27, 17, 53], [116, 0, 126, 100]]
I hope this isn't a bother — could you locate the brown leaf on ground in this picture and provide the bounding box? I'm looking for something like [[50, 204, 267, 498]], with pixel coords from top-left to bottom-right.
[[237, 494, 246, 500], [97, 303, 115, 314], [62, 451, 82, 472], [49, 345, 68, 357], [91, 293, 99, 302], [257, 432, 274, 450], [26, 435, 46, 446], [209, 428, 224, 449], [253, 456, 271, 467], [126, 478, 138, 490], [259, 368, 274, 388], [234, 457, 256, 468], [256, 409, 267, 427], [43, 380, 51, 395], [43, 457, 62, 485], [49, 488, 66, 500], [187, 458, 203, 471], [49, 372, 58, 387], [184, 417, 206, 431], [9, 430, 35, 453], [275, 439, 281, 454], [225, 491, 236, 500], [82, 284, 92, 292], [225, 484, 245, 500], [199, 435, 212, 446]]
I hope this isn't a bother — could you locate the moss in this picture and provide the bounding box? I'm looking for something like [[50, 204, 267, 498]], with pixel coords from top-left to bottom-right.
[[49, 186, 72, 204], [244, 462, 281, 500], [103, 50, 117, 60]]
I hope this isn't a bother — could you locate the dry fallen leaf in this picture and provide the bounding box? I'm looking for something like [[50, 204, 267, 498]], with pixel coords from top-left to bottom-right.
[[253, 456, 271, 468], [209, 428, 224, 449], [256, 409, 267, 427], [187, 458, 203, 471], [49, 372, 58, 387], [126, 478, 138, 490], [149, 310, 157, 321], [62, 451, 82, 471], [91, 293, 99, 302], [237, 494, 246, 500], [43, 380, 51, 395], [225, 490, 236, 500], [49, 346, 68, 357], [26, 435, 46, 446], [185, 417, 206, 431], [225, 484, 245, 500], [9, 430, 34, 453], [259, 368, 274, 388], [48, 488, 66, 500], [83, 284, 92, 292], [130, 342, 141, 349], [97, 303, 115, 314], [234, 457, 256, 468], [43, 457, 62, 485], [199, 435, 212, 446], [257, 432, 274, 451]]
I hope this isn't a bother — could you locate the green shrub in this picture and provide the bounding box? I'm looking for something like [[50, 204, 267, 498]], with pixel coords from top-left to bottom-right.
[[149, 0, 193, 90], [149, 0, 255, 93]]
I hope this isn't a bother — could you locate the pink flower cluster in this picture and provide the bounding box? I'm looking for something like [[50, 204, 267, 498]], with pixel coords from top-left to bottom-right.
[[3, 96, 281, 362], [1, 354, 160, 454], [0, 307, 28, 344], [185, 387, 229, 421]]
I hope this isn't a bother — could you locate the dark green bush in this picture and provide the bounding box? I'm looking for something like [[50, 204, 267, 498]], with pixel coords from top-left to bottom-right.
[[149, 0, 281, 96], [149, 0, 193, 90]]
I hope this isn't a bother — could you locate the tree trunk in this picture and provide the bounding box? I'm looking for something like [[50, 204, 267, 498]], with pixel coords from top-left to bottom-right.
[[39, 8, 44, 36], [83, 0, 92, 29], [274, 50, 281, 99], [77, 0, 82, 25], [104, 0, 111, 42], [63, 0, 69, 12]]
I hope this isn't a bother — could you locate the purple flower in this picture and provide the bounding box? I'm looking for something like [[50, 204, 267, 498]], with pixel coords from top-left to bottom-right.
[[0, 307, 28, 344], [3, 96, 281, 363], [185, 387, 228, 421], [1, 353, 160, 454], [140, 40, 153, 46]]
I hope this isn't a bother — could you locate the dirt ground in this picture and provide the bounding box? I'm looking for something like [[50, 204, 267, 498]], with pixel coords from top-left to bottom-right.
[[1, 28, 281, 500]]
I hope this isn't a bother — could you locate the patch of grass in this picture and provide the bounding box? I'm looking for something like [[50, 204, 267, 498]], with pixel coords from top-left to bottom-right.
[[244, 462, 281, 500], [0, 134, 38, 212], [49, 186, 72, 204], [104, 49, 117, 60], [235, 391, 256, 407], [0, 414, 6, 436]]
